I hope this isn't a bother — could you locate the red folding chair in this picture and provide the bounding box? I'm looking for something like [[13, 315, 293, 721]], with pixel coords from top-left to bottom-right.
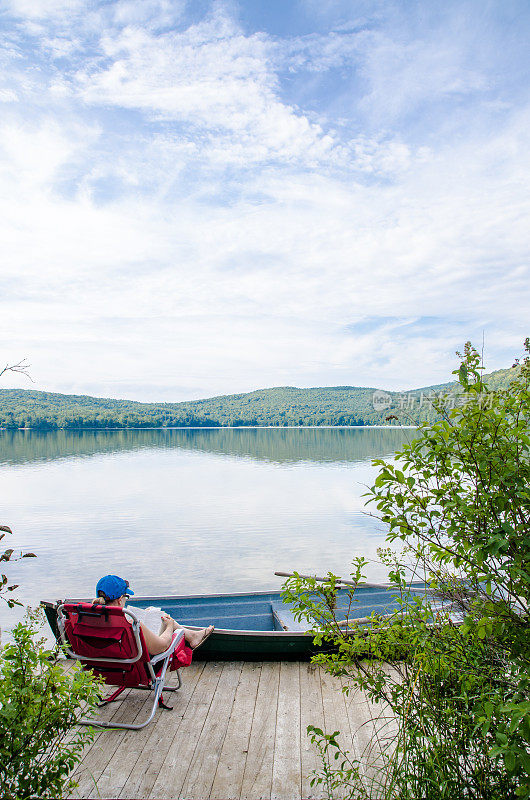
[[57, 602, 192, 730]]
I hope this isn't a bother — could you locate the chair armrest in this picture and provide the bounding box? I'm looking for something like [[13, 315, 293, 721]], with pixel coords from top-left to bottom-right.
[[149, 629, 185, 667]]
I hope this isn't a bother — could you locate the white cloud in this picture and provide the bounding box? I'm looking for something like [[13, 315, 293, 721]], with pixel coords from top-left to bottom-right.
[[1, 109, 528, 396], [4, 0, 87, 20], [0, 88, 18, 102], [73, 13, 342, 168], [0, 1, 528, 399], [355, 31, 489, 123], [110, 0, 185, 29]]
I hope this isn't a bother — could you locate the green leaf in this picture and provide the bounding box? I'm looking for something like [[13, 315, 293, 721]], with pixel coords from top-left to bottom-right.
[[504, 750, 516, 773]]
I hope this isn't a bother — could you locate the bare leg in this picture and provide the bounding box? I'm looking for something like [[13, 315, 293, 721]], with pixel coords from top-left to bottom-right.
[[170, 620, 214, 649]]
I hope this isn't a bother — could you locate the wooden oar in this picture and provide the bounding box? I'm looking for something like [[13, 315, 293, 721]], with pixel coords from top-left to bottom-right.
[[274, 570, 358, 587]]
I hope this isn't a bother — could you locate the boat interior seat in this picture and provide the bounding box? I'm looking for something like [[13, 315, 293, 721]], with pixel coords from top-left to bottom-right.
[[270, 602, 305, 632]]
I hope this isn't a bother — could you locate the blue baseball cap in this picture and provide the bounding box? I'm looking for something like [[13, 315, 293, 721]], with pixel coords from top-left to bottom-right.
[[96, 575, 134, 601]]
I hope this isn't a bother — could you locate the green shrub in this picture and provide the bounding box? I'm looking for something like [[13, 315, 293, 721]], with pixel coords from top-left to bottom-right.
[[0, 608, 101, 800], [284, 340, 530, 799], [0, 524, 36, 609]]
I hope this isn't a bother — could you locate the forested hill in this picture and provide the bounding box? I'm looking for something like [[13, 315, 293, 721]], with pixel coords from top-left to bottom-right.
[[0, 366, 517, 430]]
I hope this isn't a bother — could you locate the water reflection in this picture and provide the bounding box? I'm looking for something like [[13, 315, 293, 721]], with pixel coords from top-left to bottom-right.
[[0, 428, 417, 637], [0, 426, 415, 466]]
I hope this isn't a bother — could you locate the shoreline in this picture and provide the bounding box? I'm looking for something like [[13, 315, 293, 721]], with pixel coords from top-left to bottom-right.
[[0, 424, 418, 431]]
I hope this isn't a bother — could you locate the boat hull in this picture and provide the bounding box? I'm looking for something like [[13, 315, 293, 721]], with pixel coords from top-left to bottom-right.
[[186, 628, 313, 660], [42, 584, 428, 660]]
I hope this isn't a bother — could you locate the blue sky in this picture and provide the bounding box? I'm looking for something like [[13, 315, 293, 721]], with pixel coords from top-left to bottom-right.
[[0, 0, 528, 400]]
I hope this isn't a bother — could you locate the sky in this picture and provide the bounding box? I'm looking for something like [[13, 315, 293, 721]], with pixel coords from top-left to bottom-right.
[[0, 0, 529, 401]]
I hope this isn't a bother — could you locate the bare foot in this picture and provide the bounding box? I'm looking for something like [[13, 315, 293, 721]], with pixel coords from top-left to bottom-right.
[[188, 625, 215, 650], [161, 614, 176, 629]]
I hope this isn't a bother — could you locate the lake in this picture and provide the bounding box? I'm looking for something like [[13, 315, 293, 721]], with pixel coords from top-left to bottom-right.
[[0, 427, 416, 635]]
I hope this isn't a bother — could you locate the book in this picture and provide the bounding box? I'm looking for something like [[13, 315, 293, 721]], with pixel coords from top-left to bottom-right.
[[129, 605, 164, 634]]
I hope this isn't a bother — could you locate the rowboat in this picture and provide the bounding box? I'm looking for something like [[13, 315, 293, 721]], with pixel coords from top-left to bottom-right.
[[42, 579, 430, 660]]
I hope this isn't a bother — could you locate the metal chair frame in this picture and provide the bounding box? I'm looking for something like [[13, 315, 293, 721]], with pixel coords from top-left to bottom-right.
[[57, 603, 185, 730]]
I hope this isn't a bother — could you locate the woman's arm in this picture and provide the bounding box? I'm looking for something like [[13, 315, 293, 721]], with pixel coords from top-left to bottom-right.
[[139, 617, 176, 656]]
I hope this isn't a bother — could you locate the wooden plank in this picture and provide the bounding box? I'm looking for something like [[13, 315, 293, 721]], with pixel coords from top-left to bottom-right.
[[85, 690, 157, 799], [209, 661, 261, 800], [65, 658, 396, 800], [90, 667, 197, 799], [179, 661, 243, 799], [60, 661, 112, 799], [117, 663, 206, 799], [271, 661, 301, 800], [341, 663, 398, 797], [320, 668, 353, 746], [320, 668, 353, 800], [299, 664, 326, 800], [70, 676, 161, 800], [340, 679, 374, 792], [68, 688, 139, 798], [148, 662, 224, 799], [240, 661, 280, 800]]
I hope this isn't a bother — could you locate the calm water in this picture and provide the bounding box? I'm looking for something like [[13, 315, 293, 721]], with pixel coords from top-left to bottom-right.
[[0, 427, 416, 634]]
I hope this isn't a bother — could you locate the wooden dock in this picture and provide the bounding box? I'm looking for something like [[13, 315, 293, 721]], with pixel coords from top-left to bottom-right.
[[68, 659, 394, 800]]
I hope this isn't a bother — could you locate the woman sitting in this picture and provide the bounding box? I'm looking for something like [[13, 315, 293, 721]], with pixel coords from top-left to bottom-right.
[[94, 574, 214, 655]]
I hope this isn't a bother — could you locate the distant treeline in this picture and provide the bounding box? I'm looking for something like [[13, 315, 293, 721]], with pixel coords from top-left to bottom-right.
[[0, 367, 517, 430]]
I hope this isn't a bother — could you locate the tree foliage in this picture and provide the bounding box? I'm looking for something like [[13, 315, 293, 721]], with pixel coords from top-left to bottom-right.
[[0, 361, 37, 607], [283, 340, 530, 799], [0, 608, 101, 800], [0, 524, 36, 608], [1, 362, 100, 800], [0, 366, 517, 429]]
